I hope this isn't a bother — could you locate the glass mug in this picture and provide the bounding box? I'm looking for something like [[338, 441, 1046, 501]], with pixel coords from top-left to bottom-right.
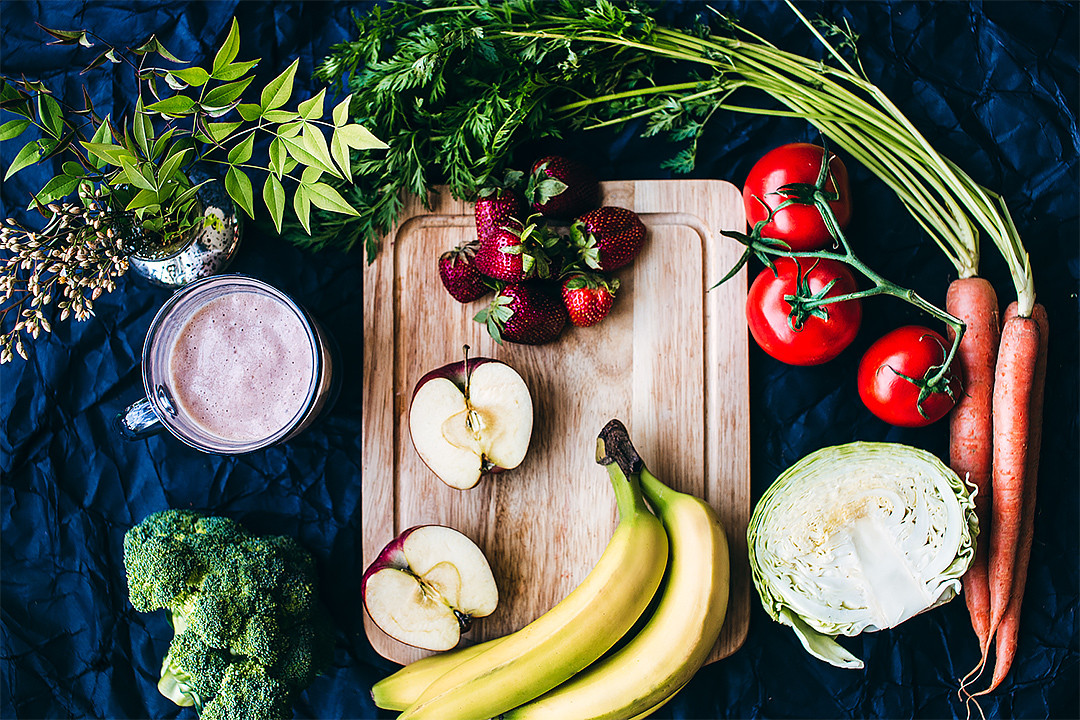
[[116, 274, 339, 454]]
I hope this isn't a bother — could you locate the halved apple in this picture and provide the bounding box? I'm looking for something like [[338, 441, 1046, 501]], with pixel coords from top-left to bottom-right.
[[409, 357, 533, 489], [361, 525, 499, 650]]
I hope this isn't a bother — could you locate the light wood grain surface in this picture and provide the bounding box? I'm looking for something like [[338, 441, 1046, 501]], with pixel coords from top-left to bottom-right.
[[363, 180, 750, 667]]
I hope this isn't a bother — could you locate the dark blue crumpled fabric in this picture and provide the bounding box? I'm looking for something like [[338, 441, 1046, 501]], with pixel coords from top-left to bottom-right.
[[1, 2, 1077, 718]]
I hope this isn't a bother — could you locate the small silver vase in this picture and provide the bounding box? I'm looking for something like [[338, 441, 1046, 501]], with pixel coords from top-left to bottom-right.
[[128, 166, 242, 289]]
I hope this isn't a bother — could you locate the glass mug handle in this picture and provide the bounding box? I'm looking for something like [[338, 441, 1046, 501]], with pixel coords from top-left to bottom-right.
[[115, 386, 177, 440]]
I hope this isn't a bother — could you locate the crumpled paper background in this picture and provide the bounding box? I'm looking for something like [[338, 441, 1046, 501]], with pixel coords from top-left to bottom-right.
[[1, 1, 1076, 718]]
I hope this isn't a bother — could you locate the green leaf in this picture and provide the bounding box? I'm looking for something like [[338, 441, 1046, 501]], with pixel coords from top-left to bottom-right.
[[38, 94, 64, 138], [305, 181, 359, 216], [262, 174, 285, 233], [121, 158, 156, 191], [212, 18, 241, 77], [125, 188, 160, 211], [293, 183, 312, 234], [204, 121, 242, 144], [236, 103, 262, 122], [202, 77, 254, 108], [133, 35, 186, 64], [338, 123, 388, 150], [82, 48, 121, 74], [297, 87, 326, 120], [214, 59, 259, 83], [225, 165, 254, 218], [174, 179, 209, 206], [227, 133, 255, 164], [133, 97, 151, 157], [260, 58, 298, 111], [62, 161, 83, 176], [332, 94, 352, 126], [280, 134, 337, 176], [157, 147, 190, 186], [81, 141, 135, 168], [0, 118, 30, 141], [277, 120, 303, 139], [262, 110, 299, 124], [330, 129, 351, 181], [87, 119, 112, 169], [268, 137, 286, 178], [150, 127, 176, 160], [31, 174, 79, 207], [169, 67, 211, 88], [300, 124, 339, 177], [5, 142, 41, 180], [38, 25, 91, 46], [145, 95, 196, 117], [301, 166, 323, 184]]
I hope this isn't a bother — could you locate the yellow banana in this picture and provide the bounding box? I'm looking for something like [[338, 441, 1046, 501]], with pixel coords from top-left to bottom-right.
[[501, 422, 730, 720], [396, 420, 669, 720], [624, 679, 689, 720], [372, 637, 504, 711]]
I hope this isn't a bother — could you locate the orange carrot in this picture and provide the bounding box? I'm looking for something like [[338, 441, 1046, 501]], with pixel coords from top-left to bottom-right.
[[947, 278, 1001, 653], [984, 302, 1048, 692], [985, 314, 1042, 642]]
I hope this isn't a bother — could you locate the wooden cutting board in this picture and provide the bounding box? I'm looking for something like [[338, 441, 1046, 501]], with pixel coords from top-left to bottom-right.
[[362, 180, 750, 667]]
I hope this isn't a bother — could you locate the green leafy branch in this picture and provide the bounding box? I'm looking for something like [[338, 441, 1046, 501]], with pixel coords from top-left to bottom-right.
[[0, 19, 386, 362], [1, 18, 386, 240]]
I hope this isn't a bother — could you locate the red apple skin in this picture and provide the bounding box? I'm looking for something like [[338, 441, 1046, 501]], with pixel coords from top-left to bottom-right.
[[361, 525, 421, 598], [410, 357, 502, 400], [361, 524, 500, 651]]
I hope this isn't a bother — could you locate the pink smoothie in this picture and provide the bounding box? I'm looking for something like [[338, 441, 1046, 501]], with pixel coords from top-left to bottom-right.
[[167, 292, 314, 442]]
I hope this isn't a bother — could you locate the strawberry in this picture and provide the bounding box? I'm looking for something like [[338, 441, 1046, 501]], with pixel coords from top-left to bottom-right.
[[474, 170, 525, 242], [474, 220, 558, 282], [438, 242, 491, 303], [570, 206, 646, 271], [474, 281, 568, 345], [561, 273, 620, 327], [526, 155, 599, 219]]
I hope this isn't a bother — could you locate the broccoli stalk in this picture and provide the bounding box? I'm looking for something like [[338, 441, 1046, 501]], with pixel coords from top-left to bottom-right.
[[123, 510, 333, 720]]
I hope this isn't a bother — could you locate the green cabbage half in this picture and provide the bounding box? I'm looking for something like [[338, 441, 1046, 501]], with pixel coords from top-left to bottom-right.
[[748, 442, 978, 669]]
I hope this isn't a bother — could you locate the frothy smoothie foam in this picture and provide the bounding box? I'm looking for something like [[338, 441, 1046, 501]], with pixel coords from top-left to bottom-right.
[[167, 292, 314, 442]]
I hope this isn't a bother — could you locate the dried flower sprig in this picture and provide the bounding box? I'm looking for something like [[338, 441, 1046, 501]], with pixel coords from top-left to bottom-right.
[[0, 189, 132, 363]]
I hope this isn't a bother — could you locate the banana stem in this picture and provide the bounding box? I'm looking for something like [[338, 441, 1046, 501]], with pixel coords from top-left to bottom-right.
[[596, 419, 641, 476], [597, 420, 652, 518]]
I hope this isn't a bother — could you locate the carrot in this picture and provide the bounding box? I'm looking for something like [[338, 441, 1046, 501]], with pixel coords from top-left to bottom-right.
[[983, 302, 1048, 692], [985, 314, 1042, 641], [946, 278, 1001, 653]]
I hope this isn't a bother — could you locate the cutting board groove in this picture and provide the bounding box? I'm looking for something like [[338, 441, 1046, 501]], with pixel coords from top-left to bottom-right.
[[363, 180, 750, 667]]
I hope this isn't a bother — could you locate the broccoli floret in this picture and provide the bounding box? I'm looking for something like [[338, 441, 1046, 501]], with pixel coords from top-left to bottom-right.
[[158, 627, 230, 708], [123, 509, 333, 719], [200, 661, 292, 720]]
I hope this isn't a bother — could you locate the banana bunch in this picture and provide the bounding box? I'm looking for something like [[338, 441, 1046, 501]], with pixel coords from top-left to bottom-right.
[[373, 419, 730, 720]]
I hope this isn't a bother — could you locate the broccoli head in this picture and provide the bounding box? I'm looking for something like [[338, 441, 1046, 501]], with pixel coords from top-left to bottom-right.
[[123, 509, 333, 719]]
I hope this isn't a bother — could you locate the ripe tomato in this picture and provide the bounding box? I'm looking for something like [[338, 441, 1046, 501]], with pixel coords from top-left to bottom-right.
[[857, 325, 962, 427], [745, 257, 862, 366], [743, 143, 853, 252]]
